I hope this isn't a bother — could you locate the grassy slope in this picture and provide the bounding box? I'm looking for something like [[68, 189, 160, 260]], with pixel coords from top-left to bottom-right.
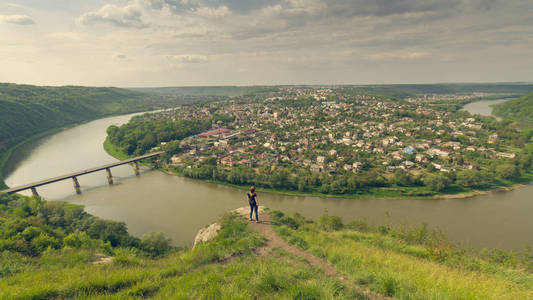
[[493, 91, 533, 128], [0, 214, 364, 299], [273, 214, 533, 299], [3, 211, 532, 299]]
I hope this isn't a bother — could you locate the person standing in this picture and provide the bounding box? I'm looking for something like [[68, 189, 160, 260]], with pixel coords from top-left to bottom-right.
[[248, 186, 259, 223]]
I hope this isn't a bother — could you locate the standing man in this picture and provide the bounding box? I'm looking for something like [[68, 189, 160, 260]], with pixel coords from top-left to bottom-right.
[[248, 186, 259, 223]]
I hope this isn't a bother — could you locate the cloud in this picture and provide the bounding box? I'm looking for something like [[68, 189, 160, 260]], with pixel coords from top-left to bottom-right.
[[196, 5, 231, 18], [0, 14, 35, 25], [165, 54, 208, 63], [113, 53, 128, 60], [367, 51, 430, 61], [77, 4, 148, 28]]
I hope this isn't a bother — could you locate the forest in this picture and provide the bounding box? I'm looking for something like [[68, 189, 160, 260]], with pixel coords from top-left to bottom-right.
[[493, 91, 533, 128], [0, 193, 171, 259]]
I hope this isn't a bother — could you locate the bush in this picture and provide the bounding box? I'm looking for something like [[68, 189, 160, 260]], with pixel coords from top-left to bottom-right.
[[347, 220, 372, 232], [140, 232, 172, 257], [63, 233, 82, 248], [317, 215, 343, 232], [32, 233, 60, 253]]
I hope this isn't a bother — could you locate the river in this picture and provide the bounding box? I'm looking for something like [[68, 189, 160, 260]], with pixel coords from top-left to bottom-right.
[[4, 99, 533, 250], [461, 98, 510, 120]]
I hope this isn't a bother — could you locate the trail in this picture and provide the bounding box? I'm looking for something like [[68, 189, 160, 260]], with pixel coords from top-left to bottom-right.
[[242, 210, 388, 300]]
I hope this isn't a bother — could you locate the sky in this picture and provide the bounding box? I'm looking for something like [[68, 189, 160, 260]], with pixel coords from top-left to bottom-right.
[[0, 0, 532, 87]]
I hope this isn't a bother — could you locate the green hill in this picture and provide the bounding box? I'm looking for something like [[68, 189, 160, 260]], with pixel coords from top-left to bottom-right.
[[0, 83, 182, 189], [1, 193, 532, 299], [493, 91, 533, 128]]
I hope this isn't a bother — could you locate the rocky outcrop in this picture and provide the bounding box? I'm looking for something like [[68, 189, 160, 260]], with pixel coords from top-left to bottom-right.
[[193, 206, 265, 247], [193, 222, 221, 247]]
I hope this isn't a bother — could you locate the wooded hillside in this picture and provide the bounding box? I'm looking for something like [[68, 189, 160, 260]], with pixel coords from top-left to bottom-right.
[[0, 83, 176, 189]]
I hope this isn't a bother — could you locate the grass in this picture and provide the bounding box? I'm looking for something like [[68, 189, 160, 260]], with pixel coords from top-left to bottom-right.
[[0, 213, 366, 299], [272, 212, 533, 300], [103, 137, 133, 161], [3, 209, 532, 298]]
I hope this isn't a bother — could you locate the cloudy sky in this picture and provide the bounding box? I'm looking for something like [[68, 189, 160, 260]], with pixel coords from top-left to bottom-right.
[[1, 0, 532, 87]]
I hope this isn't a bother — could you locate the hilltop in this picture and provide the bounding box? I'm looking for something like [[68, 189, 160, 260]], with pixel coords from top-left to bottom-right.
[[1, 193, 532, 299]]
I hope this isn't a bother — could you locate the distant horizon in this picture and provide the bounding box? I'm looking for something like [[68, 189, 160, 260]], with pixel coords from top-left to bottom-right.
[[3, 81, 533, 89]]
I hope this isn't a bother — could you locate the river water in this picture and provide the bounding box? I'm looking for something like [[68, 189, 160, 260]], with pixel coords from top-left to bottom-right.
[[461, 98, 510, 120], [4, 100, 533, 250]]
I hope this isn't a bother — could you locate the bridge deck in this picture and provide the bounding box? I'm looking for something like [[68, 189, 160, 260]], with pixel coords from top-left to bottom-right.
[[2, 151, 163, 194]]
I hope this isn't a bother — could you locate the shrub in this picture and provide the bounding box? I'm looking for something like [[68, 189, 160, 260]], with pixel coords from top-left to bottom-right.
[[63, 233, 82, 248], [32, 233, 60, 253], [140, 232, 171, 257], [317, 215, 343, 232]]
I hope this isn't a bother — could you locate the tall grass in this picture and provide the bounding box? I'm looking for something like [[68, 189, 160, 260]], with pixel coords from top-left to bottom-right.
[[0, 213, 366, 299], [272, 211, 533, 299]]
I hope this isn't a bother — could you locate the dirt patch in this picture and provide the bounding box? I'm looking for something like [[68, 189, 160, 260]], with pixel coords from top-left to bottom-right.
[[92, 253, 113, 265]]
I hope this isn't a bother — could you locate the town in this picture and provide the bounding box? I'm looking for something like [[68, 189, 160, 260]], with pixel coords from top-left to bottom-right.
[[107, 87, 530, 196]]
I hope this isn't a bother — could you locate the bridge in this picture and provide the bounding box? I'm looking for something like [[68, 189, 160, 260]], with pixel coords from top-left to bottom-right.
[[1, 151, 163, 197]]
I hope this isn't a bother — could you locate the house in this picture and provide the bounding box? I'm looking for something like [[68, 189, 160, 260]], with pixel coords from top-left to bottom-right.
[[427, 148, 450, 157], [342, 137, 353, 145], [170, 155, 182, 165], [496, 152, 516, 159], [316, 156, 325, 164], [219, 157, 234, 166], [198, 128, 231, 139], [310, 164, 323, 173], [352, 162, 362, 172], [403, 147, 414, 155], [488, 133, 498, 144]]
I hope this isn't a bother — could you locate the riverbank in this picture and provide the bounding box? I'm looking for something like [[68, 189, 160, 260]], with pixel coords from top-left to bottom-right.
[[103, 139, 533, 200], [169, 168, 533, 200], [0, 124, 82, 189], [0, 108, 168, 190]]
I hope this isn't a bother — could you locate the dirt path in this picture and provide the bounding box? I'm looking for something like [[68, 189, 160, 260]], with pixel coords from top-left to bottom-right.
[[244, 212, 387, 300]]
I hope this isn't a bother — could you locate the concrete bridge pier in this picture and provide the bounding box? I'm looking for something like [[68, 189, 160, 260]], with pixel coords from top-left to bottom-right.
[[105, 168, 113, 185], [31, 187, 39, 197], [132, 162, 140, 176], [72, 176, 81, 194]]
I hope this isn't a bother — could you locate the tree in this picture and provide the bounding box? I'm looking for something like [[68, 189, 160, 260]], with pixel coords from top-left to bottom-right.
[[456, 170, 493, 188], [392, 169, 412, 186], [495, 163, 519, 179], [424, 174, 451, 192], [140, 232, 172, 257]]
